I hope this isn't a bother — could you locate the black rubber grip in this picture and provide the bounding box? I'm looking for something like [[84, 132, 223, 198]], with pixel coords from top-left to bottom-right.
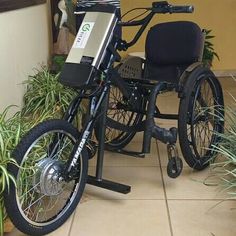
[[169, 5, 194, 13]]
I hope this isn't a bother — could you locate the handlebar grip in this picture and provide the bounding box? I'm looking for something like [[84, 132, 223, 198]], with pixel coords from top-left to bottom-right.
[[169, 5, 194, 13]]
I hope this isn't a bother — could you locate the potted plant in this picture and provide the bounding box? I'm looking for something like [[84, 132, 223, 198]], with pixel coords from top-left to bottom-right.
[[0, 106, 58, 234], [0, 107, 20, 235], [0, 66, 84, 234], [22, 67, 83, 117], [203, 29, 220, 66], [208, 94, 236, 197]]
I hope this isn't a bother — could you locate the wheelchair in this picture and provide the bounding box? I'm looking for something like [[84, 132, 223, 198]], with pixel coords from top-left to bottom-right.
[[98, 20, 224, 175], [4, 2, 224, 235]]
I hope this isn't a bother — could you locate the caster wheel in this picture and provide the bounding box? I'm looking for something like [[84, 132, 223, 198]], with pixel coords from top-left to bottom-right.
[[167, 157, 183, 178]]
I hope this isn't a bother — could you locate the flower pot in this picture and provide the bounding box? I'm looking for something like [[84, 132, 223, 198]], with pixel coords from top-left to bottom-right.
[[4, 218, 14, 233]]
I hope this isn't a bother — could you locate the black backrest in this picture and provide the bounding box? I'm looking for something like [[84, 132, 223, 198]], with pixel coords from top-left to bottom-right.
[[145, 21, 203, 66]]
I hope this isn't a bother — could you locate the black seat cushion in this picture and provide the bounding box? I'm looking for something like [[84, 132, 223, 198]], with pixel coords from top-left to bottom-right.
[[144, 62, 188, 83], [144, 21, 203, 83]]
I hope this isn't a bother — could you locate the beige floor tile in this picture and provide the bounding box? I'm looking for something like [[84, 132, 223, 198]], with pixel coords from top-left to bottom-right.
[[219, 76, 236, 89], [163, 167, 227, 200], [5, 228, 25, 236], [7, 77, 234, 236], [223, 93, 236, 107], [47, 213, 74, 236], [220, 77, 236, 104], [71, 200, 171, 236], [157, 92, 180, 115], [5, 213, 75, 236], [85, 166, 165, 200], [168, 200, 236, 236], [131, 132, 146, 142], [89, 140, 160, 168]]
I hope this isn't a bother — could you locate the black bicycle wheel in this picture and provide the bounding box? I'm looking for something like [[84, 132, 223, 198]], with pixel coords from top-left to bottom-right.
[[95, 84, 145, 150], [178, 67, 224, 170], [4, 119, 88, 235]]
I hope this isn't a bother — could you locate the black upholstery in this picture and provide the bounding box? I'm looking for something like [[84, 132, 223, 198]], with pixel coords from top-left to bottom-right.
[[144, 21, 203, 83]]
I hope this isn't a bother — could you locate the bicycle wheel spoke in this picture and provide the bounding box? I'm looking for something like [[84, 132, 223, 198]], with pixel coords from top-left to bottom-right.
[[24, 194, 47, 213], [14, 126, 84, 224]]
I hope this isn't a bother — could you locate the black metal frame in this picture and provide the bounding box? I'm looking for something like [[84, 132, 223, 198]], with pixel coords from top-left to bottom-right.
[[61, 68, 183, 194], [61, 80, 132, 193], [59, 2, 198, 194]]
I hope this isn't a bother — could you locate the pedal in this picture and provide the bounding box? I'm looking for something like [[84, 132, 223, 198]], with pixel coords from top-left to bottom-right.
[[167, 144, 183, 178], [109, 148, 145, 158], [152, 126, 177, 144]]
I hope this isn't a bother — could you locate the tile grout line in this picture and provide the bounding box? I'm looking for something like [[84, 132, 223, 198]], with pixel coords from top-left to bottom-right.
[[68, 211, 77, 236], [165, 198, 236, 201], [80, 197, 235, 201], [155, 140, 174, 236]]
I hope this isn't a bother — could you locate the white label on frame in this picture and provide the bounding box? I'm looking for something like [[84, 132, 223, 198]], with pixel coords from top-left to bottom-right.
[[73, 22, 95, 49]]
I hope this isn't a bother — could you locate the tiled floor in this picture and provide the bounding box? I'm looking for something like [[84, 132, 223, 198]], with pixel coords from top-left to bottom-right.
[[7, 77, 236, 236]]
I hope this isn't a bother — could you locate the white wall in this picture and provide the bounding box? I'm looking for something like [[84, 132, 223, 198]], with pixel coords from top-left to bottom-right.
[[0, 3, 51, 112]]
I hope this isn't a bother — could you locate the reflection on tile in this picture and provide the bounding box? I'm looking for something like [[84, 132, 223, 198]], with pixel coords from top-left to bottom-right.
[[48, 213, 74, 236], [169, 200, 236, 236], [71, 200, 171, 236], [89, 140, 160, 168], [157, 92, 180, 114], [220, 77, 236, 105], [86, 166, 165, 200], [5, 228, 25, 236], [163, 167, 227, 200], [5, 213, 74, 236]]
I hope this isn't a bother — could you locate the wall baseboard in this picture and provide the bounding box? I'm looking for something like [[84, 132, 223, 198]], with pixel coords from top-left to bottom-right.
[[213, 70, 236, 78]]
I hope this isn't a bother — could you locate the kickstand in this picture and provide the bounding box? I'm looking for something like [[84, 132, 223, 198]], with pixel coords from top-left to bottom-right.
[[87, 89, 131, 194]]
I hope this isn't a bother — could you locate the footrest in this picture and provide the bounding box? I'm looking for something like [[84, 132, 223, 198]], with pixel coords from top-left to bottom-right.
[[152, 126, 177, 144], [109, 148, 145, 158], [87, 176, 131, 194]]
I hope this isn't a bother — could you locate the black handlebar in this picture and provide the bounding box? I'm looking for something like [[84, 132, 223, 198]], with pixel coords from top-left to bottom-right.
[[120, 13, 154, 27], [120, 1, 194, 27], [169, 5, 194, 13], [117, 1, 194, 51], [152, 1, 194, 13]]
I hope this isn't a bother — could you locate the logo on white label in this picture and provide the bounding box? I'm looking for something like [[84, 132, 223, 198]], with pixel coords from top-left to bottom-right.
[[73, 22, 95, 49], [71, 131, 90, 167]]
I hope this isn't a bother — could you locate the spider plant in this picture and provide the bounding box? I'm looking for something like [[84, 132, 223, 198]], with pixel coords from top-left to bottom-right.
[[51, 55, 67, 74], [0, 66, 84, 233], [209, 97, 236, 198], [0, 107, 20, 235], [0, 106, 56, 234], [21, 67, 79, 119], [203, 29, 220, 66]]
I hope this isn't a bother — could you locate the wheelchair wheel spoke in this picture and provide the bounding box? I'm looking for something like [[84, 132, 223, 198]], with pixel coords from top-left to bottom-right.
[[99, 81, 145, 149]]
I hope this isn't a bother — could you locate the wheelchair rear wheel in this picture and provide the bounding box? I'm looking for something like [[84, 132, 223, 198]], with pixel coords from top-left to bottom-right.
[[178, 67, 224, 170], [95, 84, 145, 150]]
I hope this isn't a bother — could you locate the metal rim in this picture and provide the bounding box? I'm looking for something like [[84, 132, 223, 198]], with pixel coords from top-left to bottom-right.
[[16, 129, 83, 226], [188, 75, 221, 160]]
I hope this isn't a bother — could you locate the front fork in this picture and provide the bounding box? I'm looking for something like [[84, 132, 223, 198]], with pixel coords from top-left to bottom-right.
[[63, 85, 109, 180]]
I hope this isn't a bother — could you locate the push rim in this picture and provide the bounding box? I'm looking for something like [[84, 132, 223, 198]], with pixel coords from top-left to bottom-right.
[[188, 75, 222, 162]]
